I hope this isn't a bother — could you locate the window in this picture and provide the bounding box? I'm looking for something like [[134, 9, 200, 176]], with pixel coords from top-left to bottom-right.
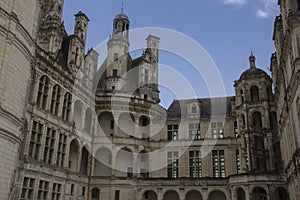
[[70, 184, 74, 196], [189, 123, 201, 140], [127, 167, 133, 177], [115, 190, 120, 200], [144, 94, 148, 100], [167, 124, 178, 141], [211, 122, 224, 139], [38, 180, 49, 200], [191, 106, 197, 113], [50, 85, 61, 116], [110, 120, 114, 130], [62, 92, 72, 121], [51, 183, 62, 200], [82, 187, 86, 197], [236, 149, 240, 174], [234, 121, 239, 137], [189, 150, 202, 178], [240, 89, 244, 103], [212, 150, 225, 178], [114, 53, 119, 61], [21, 177, 35, 200], [144, 69, 149, 83], [37, 76, 50, 109], [113, 69, 118, 77], [29, 121, 43, 160], [252, 112, 262, 130], [56, 132, 67, 167], [250, 85, 259, 102], [43, 127, 56, 164], [167, 151, 179, 178]]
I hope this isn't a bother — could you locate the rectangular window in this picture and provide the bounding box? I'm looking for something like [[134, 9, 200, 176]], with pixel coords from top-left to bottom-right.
[[189, 150, 202, 178], [167, 151, 179, 178], [189, 123, 201, 140], [144, 69, 149, 84], [21, 177, 35, 200], [212, 150, 226, 178], [50, 85, 61, 116], [62, 93, 72, 121], [127, 167, 133, 177], [51, 183, 62, 200], [234, 121, 239, 137], [29, 121, 43, 160], [56, 132, 67, 167], [191, 106, 197, 113], [82, 187, 86, 197], [38, 180, 49, 200], [115, 190, 120, 200], [167, 124, 178, 141], [43, 127, 56, 164], [211, 122, 224, 139], [113, 69, 118, 77], [110, 120, 114, 130], [236, 149, 240, 174], [70, 184, 74, 196], [114, 53, 119, 61]]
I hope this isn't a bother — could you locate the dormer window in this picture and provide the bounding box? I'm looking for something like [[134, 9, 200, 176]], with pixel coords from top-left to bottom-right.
[[112, 69, 118, 77], [191, 106, 197, 114]]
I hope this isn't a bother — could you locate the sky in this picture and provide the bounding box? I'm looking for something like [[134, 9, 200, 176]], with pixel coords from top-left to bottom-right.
[[62, 0, 279, 108]]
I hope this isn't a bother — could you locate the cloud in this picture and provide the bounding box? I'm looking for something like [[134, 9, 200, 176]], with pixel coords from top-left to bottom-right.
[[256, 0, 278, 19], [222, 0, 247, 5]]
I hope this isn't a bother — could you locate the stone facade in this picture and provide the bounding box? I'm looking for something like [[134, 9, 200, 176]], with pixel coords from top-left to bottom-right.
[[0, 0, 298, 200]]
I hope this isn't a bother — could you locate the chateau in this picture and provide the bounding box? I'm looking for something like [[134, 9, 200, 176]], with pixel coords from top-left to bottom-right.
[[0, 0, 299, 200]]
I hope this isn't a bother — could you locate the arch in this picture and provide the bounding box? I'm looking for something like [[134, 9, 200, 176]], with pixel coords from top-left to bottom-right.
[[69, 139, 80, 171], [36, 75, 50, 109], [208, 190, 226, 200], [91, 187, 100, 200], [62, 92, 72, 121], [50, 84, 61, 116], [250, 85, 259, 102], [143, 190, 157, 200], [252, 112, 262, 130], [274, 187, 289, 200], [73, 100, 83, 129], [93, 147, 112, 176], [163, 190, 179, 200], [185, 190, 203, 200], [139, 115, 150, 139], [84, 108, 93, 134], [98, 112, 114, 137], [118, 112, 135, 137], [237, 188, 246, 200], [80, 146, 89, 175], [252, 187, 267, 200], [138, 150, 149, 178], [115, 147, 133, 177]]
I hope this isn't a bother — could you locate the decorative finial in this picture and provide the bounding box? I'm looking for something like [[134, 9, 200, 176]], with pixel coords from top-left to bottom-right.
[[121, 0, 124, 13], [249, 52, 256, 69]]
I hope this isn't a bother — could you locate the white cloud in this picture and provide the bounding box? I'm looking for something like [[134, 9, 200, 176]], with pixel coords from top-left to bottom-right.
[[256, 9, 269, 19], [223, 0, 247, 5], [256, 0, 278, 19]]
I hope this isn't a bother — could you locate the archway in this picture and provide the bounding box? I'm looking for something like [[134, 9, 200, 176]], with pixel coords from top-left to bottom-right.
[[143, 190, 157, 200], [252, 187, 267, 200], [208, 190, 226, 200], [237, 188, 246, 200], [186, 190, 203, 200], [84, 108, 93, 134], [274, 187, 289, 200], [115, 147, 133, 177], [98, 112, 114, 137], [93, 147, 112, 176], [74, 100, 83, 129], [69, 139, 80, 171], [80, 146, 89, 175], [163, 190, 179, 200]]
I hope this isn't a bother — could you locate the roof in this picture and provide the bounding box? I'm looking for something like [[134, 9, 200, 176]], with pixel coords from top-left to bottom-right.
[[239, 67, 270, 80], [167, 96, 235, 120]]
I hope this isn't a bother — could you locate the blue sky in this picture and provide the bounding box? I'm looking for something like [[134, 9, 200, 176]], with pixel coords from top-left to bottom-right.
[[63, 0, 279, 108]]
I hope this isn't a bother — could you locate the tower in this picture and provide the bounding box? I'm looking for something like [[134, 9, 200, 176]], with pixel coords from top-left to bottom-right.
[[105, 12, 130, 92], [0, 0, 40, 199], [234, 54, 281, 173]]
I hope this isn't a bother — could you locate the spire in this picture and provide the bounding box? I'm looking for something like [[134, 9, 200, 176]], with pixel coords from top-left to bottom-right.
[[249, 52, 256, 69], [121, 0, 124, 13]]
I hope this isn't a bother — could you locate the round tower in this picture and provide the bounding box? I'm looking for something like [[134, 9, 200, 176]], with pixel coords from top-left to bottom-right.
[[234, 54, 281, 173]]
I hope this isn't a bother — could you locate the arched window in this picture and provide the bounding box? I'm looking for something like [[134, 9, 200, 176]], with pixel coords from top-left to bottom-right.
[[69, 139, 79, 171], [240, 89, 244, 103], [270, 112, 277, 130], [237, 188, 246, 200], [84, 108, 93, 134], [91, 188, 100, 200], [36, 76, 50, 109], [80, 146, 89, 175], [50, 84, 61, 116], [252, 112, 262, 130], [250, 85, 259, 102], [73, 100, 83, 129], [62, 93, 72, 121], [252, 187, 267, 200]]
